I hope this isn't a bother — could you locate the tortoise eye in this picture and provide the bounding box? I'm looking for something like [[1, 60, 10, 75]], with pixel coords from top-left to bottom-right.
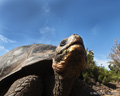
[[60, 39, 67, 46]]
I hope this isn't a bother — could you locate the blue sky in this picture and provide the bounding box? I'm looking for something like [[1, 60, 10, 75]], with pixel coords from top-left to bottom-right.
[[0, 0, 120, 70]]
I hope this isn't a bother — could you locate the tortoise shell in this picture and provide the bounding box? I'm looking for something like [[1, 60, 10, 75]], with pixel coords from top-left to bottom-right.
[[0, 44, 56, 93]]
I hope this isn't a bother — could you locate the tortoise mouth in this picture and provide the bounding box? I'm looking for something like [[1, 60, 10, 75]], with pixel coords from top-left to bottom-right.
[[71, 41, 83, 46], [57, 41, 84, 55]]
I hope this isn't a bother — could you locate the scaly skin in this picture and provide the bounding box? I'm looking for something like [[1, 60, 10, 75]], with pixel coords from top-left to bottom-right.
[[53, 71, 77, 96], [4, 75, 42, 96]]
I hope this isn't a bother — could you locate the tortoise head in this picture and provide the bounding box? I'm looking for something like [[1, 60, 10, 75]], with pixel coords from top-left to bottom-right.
[[52, 34, 86, 78]]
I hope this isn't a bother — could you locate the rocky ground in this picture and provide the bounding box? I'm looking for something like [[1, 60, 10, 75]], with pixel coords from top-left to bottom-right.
[[90, 82, 120, 96], [71, 78, 120, 96]]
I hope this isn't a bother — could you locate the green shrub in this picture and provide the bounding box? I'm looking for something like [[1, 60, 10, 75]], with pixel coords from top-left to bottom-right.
[[82, 49, 118, 84]]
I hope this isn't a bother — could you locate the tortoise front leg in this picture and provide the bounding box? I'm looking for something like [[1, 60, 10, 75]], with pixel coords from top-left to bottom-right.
[[4, 75, 42, 96]]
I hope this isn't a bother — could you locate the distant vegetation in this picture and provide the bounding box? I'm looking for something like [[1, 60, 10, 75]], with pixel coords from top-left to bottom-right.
[[108, 39, 120, 74], [83, 39, 120, 84]]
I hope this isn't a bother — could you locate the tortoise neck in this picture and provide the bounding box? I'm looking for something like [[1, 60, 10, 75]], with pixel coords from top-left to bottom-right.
[[53, 71, 76, 96]]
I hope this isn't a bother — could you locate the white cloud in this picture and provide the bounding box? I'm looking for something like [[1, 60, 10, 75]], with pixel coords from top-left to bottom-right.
[[39, 26, 56, 44], [94, 58, 110, 70], [91, 25, 101, 35], [0, 46, 9, 56], [41, 3, 50, 13], [0, 34, 16, 43], [40, 26, 55, 35]]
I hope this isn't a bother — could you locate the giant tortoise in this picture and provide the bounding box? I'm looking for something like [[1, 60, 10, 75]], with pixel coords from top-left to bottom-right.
[[0, 34, 87, 96]]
